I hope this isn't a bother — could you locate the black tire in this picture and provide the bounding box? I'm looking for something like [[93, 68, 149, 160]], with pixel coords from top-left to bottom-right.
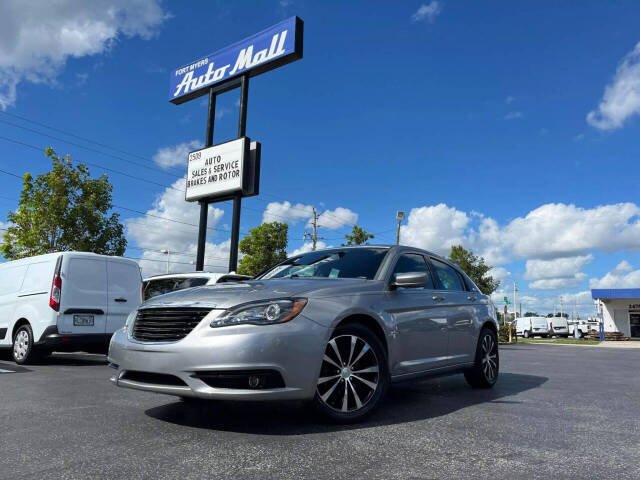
[[523, 330, 530, 339], [464, 327, 499, 389], [12, 324, 40, 365], [313, 324, 389, 423]]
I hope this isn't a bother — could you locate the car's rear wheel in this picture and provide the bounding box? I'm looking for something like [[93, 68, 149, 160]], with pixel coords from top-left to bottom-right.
[[12, 324, 40, 365], [464, 327, 499, 389], [523, 330, 530, 338], [313, 324, 388, 423]]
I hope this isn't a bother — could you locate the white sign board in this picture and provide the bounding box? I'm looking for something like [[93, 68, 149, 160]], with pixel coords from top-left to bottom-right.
[[185, 137, 248, 201]]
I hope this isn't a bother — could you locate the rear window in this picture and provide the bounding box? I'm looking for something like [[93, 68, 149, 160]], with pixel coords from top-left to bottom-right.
[[143, 277, 209, 301]]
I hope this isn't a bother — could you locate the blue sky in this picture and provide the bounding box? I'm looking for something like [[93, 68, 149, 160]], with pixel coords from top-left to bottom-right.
[[1, 0, 640, 316]]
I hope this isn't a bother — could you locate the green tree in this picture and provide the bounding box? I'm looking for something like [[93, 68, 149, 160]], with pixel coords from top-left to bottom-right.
[[447, 245, 500, 295], [343, 225, 375, 246], [524, 311, 539, 317], [1, 148, 126, 260], [237, 222, 288, 276]]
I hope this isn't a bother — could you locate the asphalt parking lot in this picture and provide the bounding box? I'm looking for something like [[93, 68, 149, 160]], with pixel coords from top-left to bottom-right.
[[1, 344, 638, 480]]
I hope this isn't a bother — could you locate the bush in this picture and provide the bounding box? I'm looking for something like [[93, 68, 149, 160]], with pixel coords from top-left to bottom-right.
[[498, 324, 516, 343]]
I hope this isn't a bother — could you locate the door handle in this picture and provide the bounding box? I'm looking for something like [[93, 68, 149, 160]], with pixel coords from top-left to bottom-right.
[[432, 296, 445, 302], [114, 298, 127, 303], [467, 296, 477, 302]]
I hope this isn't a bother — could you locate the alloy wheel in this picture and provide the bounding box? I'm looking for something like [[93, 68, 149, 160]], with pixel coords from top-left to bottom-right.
[[13, 330, 30, 361], [316, 335, 380, 413], [481, 333, 498, 382]]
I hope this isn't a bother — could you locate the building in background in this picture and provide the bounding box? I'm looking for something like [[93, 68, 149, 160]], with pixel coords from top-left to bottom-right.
[[591, 289, 640, 338]]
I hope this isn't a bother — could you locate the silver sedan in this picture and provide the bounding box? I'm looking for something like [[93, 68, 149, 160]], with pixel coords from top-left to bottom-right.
[[108, 246, 499, 422]]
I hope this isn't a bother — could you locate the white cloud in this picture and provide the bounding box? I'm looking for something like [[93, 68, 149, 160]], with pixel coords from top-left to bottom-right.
[[290, 241, 327, 257], [411, 1, 442, 23], [262, 202, 357, 230], [525, 255, 593, 290], [589, 261, 640, 289], [153, 140, 201, 169], [125, 178, 230, 276], [400, 204, 471, 256], [262, 201, 314, 224], [488, 266, 510, 285], [315, 207, 358, 230], [505, 96, 515, 104], [0, 0, 168, 109], [497, 203, 640, 260], [587, 42, 640, 130], [504, 111, 523, 120], [400, 202, 640, 268], [529, 275, 587, 290]]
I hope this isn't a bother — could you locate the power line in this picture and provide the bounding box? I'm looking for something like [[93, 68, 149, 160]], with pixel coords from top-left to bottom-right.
[[0, 117, 185, 179], [0, 135, 183, 192], [0, 110, 186, 176]]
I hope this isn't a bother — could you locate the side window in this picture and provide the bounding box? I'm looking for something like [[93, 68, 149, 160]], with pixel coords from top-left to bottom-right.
[[21, 262, 53, 294], [391, 254, 434, 289], [430, 259, 465, 291]]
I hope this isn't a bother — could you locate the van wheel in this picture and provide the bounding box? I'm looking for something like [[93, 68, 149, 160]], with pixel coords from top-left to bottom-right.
[[464, 327, 499, 389], [523, 330, 530, 338], [12, 324, 40, 365]]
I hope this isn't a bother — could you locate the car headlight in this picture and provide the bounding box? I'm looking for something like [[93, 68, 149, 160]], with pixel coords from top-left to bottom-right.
[[210, 298, 307, 328], [125, 310, 137, 334]]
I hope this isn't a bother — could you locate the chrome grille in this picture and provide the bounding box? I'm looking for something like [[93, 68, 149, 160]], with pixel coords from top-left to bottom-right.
[[132, 308, 211, 342]]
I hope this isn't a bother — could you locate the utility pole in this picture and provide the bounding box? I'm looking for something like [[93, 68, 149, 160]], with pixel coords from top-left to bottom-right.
[[396, 211, 405, 245], [303, 207, 319, 250], [511, 281, 518, 343]]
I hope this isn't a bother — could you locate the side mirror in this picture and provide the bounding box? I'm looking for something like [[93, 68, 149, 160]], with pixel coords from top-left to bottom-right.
[[391, 272, 428, 289]]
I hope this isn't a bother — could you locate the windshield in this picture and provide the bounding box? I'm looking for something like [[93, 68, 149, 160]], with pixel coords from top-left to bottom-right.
[[258, 248, 390, 280]]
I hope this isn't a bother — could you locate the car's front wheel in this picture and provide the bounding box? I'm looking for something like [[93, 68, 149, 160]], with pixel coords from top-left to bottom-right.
[[313, 324, 389, 423], [464, 327, 499, 388]]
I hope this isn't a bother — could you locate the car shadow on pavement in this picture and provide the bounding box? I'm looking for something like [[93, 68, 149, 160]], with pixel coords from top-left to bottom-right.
[[39, 353, 109, 366], [144, 372, 547, 435]]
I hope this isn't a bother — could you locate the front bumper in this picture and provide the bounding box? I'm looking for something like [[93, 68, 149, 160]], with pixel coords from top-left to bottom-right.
[[108, 313, 329, 401]]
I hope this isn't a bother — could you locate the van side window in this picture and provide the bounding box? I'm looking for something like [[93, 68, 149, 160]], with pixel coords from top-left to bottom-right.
[[21, 262, 52, 294], [430, 259, 465, 291], [391, 254, 434, 290], [0, 265, 28, 294]]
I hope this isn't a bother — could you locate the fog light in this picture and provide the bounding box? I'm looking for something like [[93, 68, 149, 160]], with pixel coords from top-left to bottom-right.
[[248, 375, 262, 388]]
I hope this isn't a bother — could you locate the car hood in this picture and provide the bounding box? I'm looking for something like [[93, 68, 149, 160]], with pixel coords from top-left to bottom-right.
[[141, 278, 379, 309]]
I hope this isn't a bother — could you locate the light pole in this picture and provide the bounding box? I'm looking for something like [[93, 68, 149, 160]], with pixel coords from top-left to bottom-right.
[[396, 211, 405, 245], [160, 249, 170, 274]]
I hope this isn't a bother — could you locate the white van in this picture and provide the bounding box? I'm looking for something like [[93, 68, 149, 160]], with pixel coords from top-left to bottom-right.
[[0, 252, 142, 364], [515, 316, 553, 338], [547, 316, 569, 338]]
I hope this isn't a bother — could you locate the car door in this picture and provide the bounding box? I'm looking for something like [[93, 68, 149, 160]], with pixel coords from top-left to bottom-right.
[[384, 253, 450, 375], [428, 258, 476, 365], [106, 260, 142, 333]]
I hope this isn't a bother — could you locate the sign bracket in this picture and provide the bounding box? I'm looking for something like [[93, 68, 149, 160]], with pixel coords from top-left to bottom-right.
[[195, 74, 249, 273]]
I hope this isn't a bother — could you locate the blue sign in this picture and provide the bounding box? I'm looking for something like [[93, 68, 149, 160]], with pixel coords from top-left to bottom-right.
[[170, 16, 303, 104]]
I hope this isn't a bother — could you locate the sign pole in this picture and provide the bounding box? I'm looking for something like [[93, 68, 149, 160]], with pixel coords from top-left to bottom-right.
[[228, 74, 249, 272], [195, 88, 217, 271]]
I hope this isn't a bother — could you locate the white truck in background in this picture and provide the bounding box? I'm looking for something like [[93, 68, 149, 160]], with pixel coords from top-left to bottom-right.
[[0, 252, 142, 364]]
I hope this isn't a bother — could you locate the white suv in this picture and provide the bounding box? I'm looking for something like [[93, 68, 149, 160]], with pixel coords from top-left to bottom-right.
[[142, 272, 250, 301]]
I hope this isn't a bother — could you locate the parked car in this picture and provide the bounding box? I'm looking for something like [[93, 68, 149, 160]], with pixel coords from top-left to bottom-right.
[[109, 245, 499, 422], [516, 316, 553, 338], [0, 252, 142, 364], [546, 316, 569, 338], [143, 272, 250, 301]]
